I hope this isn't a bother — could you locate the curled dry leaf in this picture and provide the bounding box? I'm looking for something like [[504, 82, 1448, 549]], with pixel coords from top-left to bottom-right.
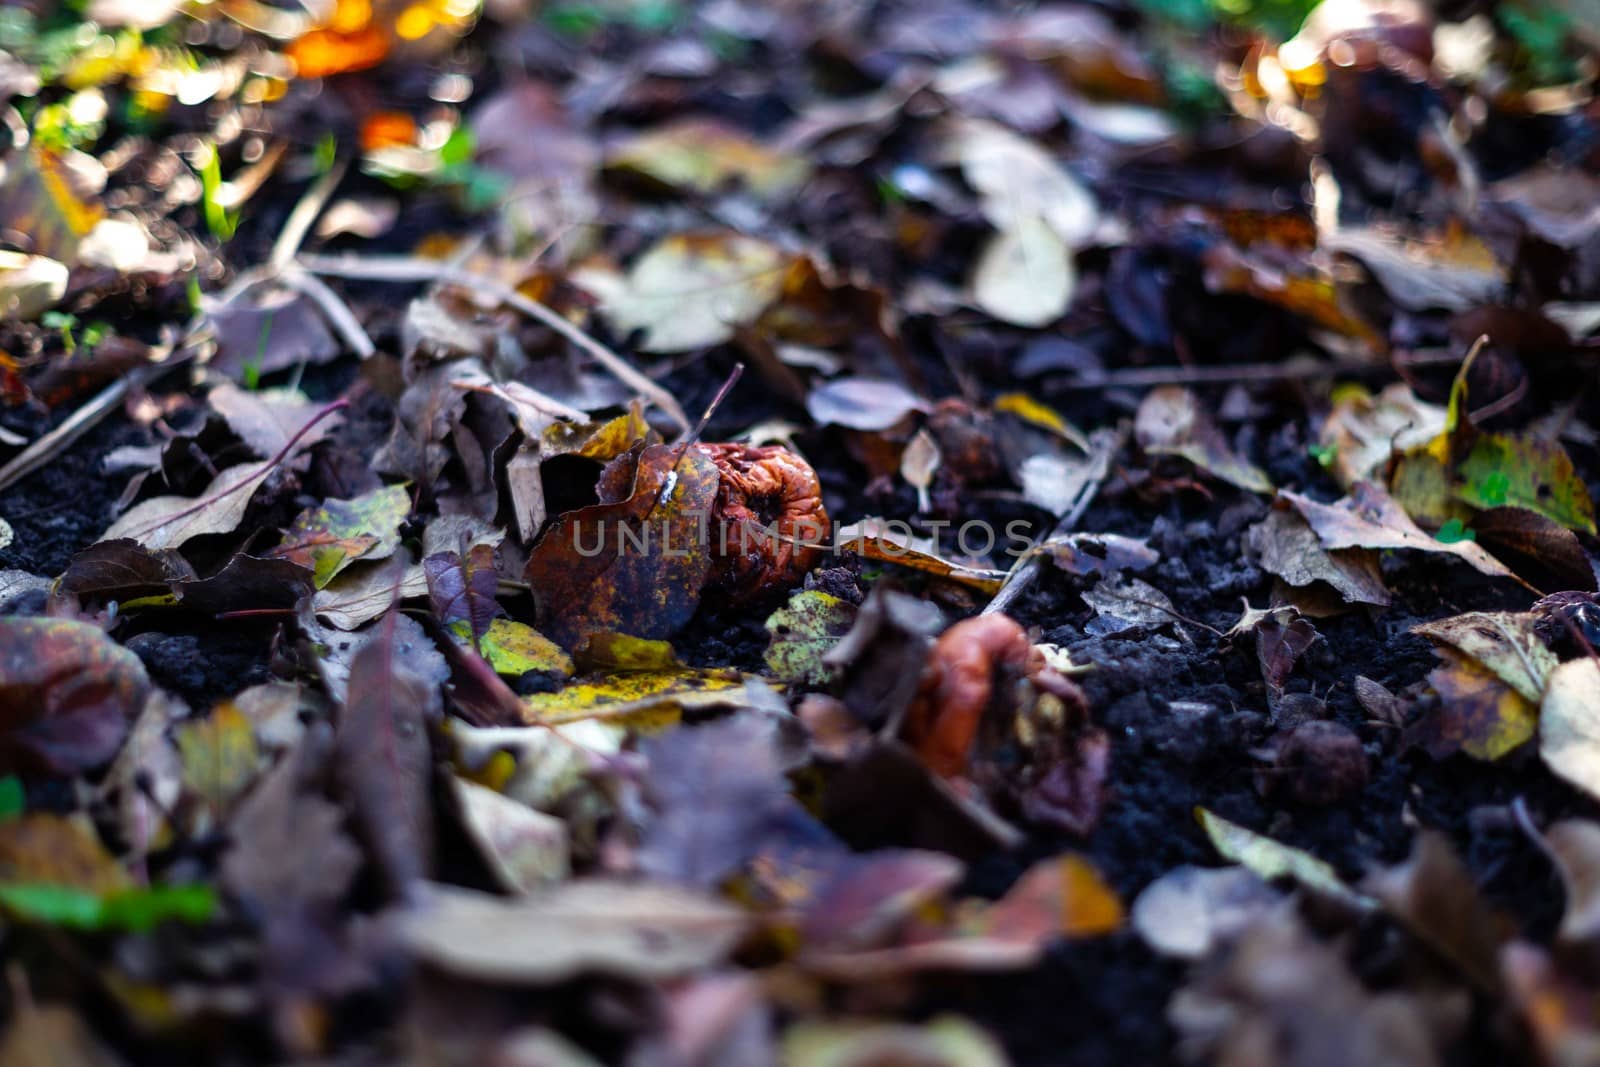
[[1043, 532, 1160, 577], [334, 610, 442, 899], [805, 377, 929, 432], [1136, 386, 1272, 494], [448, 775, 569, 894], [1281, 481, 1521, 584], [837, 519, 1008, 594], [1246, 509, 1390, 608]]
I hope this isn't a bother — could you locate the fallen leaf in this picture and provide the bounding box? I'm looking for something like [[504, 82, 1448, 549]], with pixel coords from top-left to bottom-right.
[[423, 543, 504, 646], [1412, 611, 1556, 703], [448, 775, 569, 894], [941, 118, 1097, 246], [400, 880, 748, 983], [1136, 387, 1272, 493], [578, 233, 792, 352], [637, 715, 820, 889], [272, 483, 411, 587], [763, 590, 859, 686], [311, 557, 429, 630], [208, 384, 343, 461], [450, 618, 573, 677], [0, 813, 128, 893], [782, 1016, 1007, 1067], [972, 215, 1074, 327], [1319, 383, 1446, 490], [837, 519, 1007, 594], [1365, 831, 1505, 991], [335, 610, 441, 899], [102, 464, 277, 551], [608, 117, 808, 196], [1196, 807, 1372, 910], [526, 443, 720, 648], [1241, 511, 1395, 607], [0, 617, 149, 775], [1132, 865, 1284, 960], [175, 702, 262, 823], [1281, 481, 1520, 584], [1042, 532, 1160, 577], [1545, 820, 1600, 946], [1540, 658, 1600, 803], [805, 378, 929, 432], [0, 253, 68, 322]]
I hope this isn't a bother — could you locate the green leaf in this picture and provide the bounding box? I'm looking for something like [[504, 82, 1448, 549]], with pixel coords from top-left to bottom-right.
[[1435, 518, 1475, 544], [1456, 435, 1596, 534], [0, 777, 23, 821], [0, 882, 216, 931]]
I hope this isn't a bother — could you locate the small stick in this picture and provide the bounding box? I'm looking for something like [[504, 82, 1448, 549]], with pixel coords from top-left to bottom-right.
[[296, 253, 692, 434], [1053, 358, 1387, 391], [286, 266, 376, 358], [0, 363, 161, 493], [983, 427, 1122, 617], [270, 157, 347, 271]]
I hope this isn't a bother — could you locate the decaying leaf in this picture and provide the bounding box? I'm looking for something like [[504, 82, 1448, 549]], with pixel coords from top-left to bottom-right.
[[837, 519, 1007, 594], [782, 1016, 1007, 1067], [102, 464, 277, 551], [1042, 532, 1160, 577], [636, 715, 816, 889], [1132, 865, 1283, 960], [526, 443, 721, 648], [272, 483, 411, 587], [450, 618, 573, 678], [423, 543, 504, 646], [1415, 651, 1538, 761], [1319, 383, 1447, 490], [608, 118, 809, 197], [1136, 387, 1272, 494], [972, 214, 1074, 327], [1412, 611, 1556, 703], [764, 590, 859, 686]]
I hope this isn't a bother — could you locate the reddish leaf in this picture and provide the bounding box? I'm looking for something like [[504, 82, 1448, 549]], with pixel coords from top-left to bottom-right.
[[525, 443, 720, 649], [0, 618, 149, 776], [334, 609, 441, 900]]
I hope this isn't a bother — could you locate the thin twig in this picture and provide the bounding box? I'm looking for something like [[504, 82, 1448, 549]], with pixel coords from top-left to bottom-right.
[[0, 363, 162, 493], [1052, 359, 1388, 391], [983, 427, 1122, 617], [296, 253, 693, 434], [286, 266, 376, 358], [270, 157, 347, 271]]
